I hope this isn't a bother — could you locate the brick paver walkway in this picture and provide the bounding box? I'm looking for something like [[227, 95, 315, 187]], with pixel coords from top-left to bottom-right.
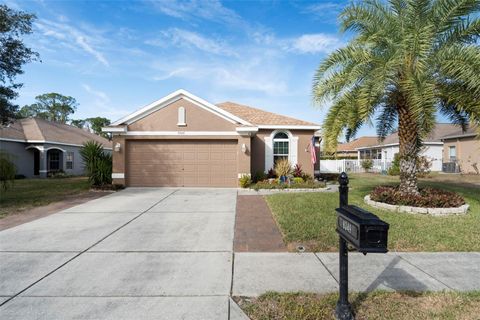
[[234, 195, 287, 252]]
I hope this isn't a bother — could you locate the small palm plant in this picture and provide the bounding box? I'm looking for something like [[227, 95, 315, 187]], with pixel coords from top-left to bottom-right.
[[80, 141, 112, 186], [313, 0, 480, 195], [275, 158, 292, 183]]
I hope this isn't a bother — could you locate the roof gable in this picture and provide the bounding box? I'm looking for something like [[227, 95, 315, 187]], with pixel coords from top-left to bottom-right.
[[111, 89, 252, 127]]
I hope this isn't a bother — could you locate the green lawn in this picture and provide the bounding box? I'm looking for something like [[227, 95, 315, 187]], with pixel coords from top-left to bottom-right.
[[237, 291, 480, 320], [266, 173, 480, 252], [0, 177, 91, 218]]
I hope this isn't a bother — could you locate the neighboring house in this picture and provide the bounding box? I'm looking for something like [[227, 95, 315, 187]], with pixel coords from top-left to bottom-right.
[[441, 126, 479, 174], [335, 136, 379, 158], [356, 123, 460, 171], [0, 118, 112, 178], [103, 89, 321, 187]]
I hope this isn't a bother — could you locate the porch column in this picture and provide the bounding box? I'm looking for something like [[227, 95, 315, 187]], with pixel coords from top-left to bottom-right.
[[237, 135, 251, 178], [39, 149, 47, 178], [112, 135, 126, 185]]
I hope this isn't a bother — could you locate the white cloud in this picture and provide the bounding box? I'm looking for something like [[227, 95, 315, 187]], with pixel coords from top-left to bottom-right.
[[301, 2, 343, 20], [148, 0, 243, 26], [290, 33, 343, 54], [82, 84, 110, 103], [35, 19, 110, 67], [147, 28, 235, 56]]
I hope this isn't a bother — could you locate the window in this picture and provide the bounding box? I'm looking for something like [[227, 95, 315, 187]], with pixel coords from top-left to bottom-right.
[[49, 150, 60, 170], [449, 146, 456, 161], [66, 151, 74, 169], [177, 106, 186, 126], [273, 132, 289, 164]]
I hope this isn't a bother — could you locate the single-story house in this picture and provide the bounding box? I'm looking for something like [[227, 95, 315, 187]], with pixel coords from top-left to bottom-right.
[[355, 123, 460, 171], [335, 136, 379, 158], [441, 125, 479, 174], [103, 89, 321, 187], [0, 118, 112, 178]]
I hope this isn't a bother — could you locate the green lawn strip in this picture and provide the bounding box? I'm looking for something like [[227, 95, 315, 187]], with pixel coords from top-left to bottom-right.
[[0, 177, 91, 217], [236, 291, 480, 320], [265, 174, 480, 251]]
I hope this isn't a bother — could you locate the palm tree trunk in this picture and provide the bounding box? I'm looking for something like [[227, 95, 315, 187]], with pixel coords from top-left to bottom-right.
[[398, 101, 419, 195]]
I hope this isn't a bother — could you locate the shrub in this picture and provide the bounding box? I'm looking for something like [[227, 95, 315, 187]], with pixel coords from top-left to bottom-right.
[[388, 153, 400, 176], [80, 141, 112, 186], [292, 177, 304, 184], [361, 159, 373, 172], [251, 180, 325, 190], [370, 185, 465, 208], [267, 168, 277, 179], [317, 173, 339, 182], [275, 159, 292, 177], [302, 173, 314, 182], [239, 174, 251, 188], [252, 171, 267, 183], [0, 151, 16, 191], [292, 164, 304, 177]]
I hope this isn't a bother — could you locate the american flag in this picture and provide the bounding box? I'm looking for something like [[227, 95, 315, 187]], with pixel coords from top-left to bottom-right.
[[310, 136, 317, 165]]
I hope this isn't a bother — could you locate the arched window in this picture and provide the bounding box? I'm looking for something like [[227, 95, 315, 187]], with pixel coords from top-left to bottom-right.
[[273, 131, 289, 164], [177, 106, 186, 126]]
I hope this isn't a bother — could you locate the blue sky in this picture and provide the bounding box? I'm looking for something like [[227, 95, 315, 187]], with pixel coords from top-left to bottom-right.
[[7, 0, 375, 139]]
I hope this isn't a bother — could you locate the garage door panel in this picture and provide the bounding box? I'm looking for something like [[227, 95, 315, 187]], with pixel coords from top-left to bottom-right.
[[127, 140, 237, 187]]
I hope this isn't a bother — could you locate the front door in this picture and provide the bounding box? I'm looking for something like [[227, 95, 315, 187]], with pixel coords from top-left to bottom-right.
[[33, 149, 40, 175]]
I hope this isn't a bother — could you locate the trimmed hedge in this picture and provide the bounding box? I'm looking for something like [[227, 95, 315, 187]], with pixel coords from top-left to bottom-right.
[[370, 185, 465, 208]]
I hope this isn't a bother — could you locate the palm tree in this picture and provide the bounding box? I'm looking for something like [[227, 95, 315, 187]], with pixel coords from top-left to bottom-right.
[[312, 0, 480, 195]]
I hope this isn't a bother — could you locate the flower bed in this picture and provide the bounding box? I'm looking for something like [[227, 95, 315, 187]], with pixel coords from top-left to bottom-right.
[[250, 180, 326, 191], [370, 186, 465, 208], [365, 185, 469, 216]]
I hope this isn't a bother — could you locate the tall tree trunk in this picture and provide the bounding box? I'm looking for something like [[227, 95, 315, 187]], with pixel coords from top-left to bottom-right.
[[397, 100, 419, 195]]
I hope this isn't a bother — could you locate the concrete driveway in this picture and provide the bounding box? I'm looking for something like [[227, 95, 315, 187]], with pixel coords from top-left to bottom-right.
[[0, 188, 243, 320]]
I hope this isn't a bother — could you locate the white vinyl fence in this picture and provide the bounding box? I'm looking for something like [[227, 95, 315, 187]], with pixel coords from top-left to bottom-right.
[[319, 159, 442, 173]]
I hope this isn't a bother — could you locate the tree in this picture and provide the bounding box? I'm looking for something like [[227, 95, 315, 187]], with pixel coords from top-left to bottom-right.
[[70, 119, 86, 129], [19, 93, 78, 123], [312, 0, 480, 195], [85, 117, 111, 138], [0, 5, 39, 125]]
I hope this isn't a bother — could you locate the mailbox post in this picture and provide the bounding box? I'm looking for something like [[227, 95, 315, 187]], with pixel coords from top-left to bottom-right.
[[336, 172, 353, 320], [335, 172, 389, 320]]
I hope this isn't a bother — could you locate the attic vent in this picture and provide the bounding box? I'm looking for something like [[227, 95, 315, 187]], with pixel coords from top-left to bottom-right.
[[177, 106, 186, 126]]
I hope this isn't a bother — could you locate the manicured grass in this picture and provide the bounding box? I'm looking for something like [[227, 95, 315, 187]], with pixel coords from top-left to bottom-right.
[[0, 177, 91, 218], [266, 173, 480, 251], [237, 291, 480, 320]]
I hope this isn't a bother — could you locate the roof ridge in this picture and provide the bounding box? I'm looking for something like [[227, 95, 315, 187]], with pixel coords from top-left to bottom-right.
[[24, 118, 45, 140]]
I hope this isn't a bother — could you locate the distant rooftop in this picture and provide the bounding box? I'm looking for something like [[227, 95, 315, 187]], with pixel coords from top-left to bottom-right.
[[0, 118, 111, 148]]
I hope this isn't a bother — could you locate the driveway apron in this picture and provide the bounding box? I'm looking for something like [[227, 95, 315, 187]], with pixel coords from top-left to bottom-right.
[[0, 188, 237, 320]]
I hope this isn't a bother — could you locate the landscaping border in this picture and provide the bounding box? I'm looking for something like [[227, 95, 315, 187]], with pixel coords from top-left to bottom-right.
[[364, 195, 469, 216], [238, 186, 332, 195]]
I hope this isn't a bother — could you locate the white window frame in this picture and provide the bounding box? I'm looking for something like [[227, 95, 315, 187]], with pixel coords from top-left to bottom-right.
[[177, 106, 186, 126], [264, 130, 298, 172], [66, 151, 74, 170], [273, 132, 289, 164], [449, 146, 456, 161]]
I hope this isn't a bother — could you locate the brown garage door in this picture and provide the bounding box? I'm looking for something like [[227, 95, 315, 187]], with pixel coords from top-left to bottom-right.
[[126, 140, 238, 187]]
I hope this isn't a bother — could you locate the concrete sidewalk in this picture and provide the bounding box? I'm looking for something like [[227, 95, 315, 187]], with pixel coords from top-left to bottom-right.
[[232, 252, 480, 296]]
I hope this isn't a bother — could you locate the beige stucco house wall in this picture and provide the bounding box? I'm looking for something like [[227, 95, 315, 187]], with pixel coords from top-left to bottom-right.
[[105, 90, 320, 187], [442, 135, 480, 174]]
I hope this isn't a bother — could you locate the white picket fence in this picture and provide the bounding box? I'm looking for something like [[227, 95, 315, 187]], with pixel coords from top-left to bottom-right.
[[319, 159, 442, 173]]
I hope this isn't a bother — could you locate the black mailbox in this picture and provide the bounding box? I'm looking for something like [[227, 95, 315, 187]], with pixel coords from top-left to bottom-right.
[[335, 205, 389, 254]]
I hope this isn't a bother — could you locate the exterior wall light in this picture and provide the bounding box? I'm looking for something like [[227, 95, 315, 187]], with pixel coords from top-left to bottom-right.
[[241, 143, 247, 153], [114, 143, 121, 152]]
